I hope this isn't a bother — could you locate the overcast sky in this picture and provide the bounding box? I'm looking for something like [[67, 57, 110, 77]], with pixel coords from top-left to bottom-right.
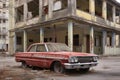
[[116, 0, 120, 3]]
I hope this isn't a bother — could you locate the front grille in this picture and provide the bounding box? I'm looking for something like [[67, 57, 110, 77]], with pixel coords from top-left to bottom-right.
[[77, 56, 94, 63]]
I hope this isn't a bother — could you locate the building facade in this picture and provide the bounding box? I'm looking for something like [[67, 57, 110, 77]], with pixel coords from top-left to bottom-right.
[[9, 0, 120, 55], [0, 0, 9, 53]]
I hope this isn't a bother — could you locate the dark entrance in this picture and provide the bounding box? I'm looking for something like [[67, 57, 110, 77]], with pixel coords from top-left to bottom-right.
[[86, 35, 90, 53]]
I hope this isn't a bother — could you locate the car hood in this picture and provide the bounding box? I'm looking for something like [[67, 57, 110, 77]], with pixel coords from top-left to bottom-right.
[[55, 52, 97, 58]]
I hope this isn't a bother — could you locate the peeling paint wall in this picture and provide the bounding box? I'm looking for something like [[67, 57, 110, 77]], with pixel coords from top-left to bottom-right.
[[105, 47, 120, 55]]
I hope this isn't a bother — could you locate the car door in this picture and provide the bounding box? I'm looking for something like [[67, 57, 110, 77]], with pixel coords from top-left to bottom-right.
[[25, 44, 37, 66], [31, 44, 48, 68]]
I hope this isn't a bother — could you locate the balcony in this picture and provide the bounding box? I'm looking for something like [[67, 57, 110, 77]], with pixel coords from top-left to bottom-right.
[[76, 10, 92, 21], [14, 0, 120, 30], [76, 9, 120, 29], [53, 9, 68, 20]]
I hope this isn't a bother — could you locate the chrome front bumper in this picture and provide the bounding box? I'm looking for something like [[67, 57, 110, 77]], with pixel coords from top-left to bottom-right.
[[64, 62, 98, 69]]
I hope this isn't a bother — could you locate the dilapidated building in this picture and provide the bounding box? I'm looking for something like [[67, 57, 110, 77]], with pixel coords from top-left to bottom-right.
[[9, 0, 120, 55], [0, 0, 9, 53]]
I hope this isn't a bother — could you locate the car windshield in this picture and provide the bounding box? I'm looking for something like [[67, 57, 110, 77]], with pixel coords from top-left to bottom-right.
[[47, 43, 71, 52]]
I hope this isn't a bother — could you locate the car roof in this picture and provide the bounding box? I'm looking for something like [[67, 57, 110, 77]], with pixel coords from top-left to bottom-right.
[[27, 42, 66, 51]]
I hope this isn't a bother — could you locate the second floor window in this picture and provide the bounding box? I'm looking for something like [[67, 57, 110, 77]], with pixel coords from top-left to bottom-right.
[[77, 0, 89, 13], [53, 0, 68, 11], [53, 0, 62, 11], [27, 0, 39, 19], [15, 6, 24, 22]]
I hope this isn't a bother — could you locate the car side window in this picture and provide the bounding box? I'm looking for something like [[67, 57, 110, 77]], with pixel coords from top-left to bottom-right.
[[36, 44, 46, 52], [29, 45, 36, 52]]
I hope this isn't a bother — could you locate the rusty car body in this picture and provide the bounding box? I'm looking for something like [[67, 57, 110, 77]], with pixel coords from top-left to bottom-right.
[[15, 43, 98, 73]]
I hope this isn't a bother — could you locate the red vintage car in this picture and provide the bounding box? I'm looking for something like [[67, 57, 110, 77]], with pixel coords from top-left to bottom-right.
[[15, 43, 98, 73]]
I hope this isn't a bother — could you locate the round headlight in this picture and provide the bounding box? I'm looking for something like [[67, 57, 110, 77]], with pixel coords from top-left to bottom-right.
[[93, 57, 98, 61], [68, 57, 78, 63]]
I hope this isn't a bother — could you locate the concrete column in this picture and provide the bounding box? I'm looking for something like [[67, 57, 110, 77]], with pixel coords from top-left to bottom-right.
[[68, 0, 76, 16], [102, 0, 107, 20], [9, 32, 16, 55], [39, 0, 43, 20], [102, 30, 107, 55], [9, 0, 16, 55], [9, 0, 15, 29], [90, 27, 94, 53], [23, 30, 27, 52], [40, 28, 44, 43], [68, 21, 73, 51], [89, 0, 95, 15], [48, 0, 53, 19], [112, 32, 116, 47], [24, 0, 28, 21], [112, 6, 116, 23]]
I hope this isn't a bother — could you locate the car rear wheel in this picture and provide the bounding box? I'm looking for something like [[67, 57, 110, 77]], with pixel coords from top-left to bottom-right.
[[21, 61, 28, 68], [53, 62, 65, 73]]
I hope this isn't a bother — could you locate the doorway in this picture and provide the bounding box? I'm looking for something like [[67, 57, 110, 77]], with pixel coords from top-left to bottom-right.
[[86, 35, 90, 53]]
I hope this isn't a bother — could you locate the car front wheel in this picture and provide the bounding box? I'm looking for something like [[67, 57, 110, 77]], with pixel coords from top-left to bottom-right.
[[53, 62, 65, 73]]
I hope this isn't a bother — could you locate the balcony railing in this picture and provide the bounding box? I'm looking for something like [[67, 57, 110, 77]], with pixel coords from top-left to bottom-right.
[[76, 9, 120, 28], [76, 9, 92, 21]]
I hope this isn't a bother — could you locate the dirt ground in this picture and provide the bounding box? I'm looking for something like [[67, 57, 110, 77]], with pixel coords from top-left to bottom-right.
[[0, 57, 68, 80], [0, 56, 120, 80]]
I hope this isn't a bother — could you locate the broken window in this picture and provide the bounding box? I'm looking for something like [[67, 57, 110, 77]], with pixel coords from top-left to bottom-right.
[[77, 0, 89, 13], [53, 0, 68, 11], [116, 8, 120, 24], [107, 3, 113, 21], [27, 0, 39, 19], [95, 0, 102, 17], [15, 5, 24, 22]]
